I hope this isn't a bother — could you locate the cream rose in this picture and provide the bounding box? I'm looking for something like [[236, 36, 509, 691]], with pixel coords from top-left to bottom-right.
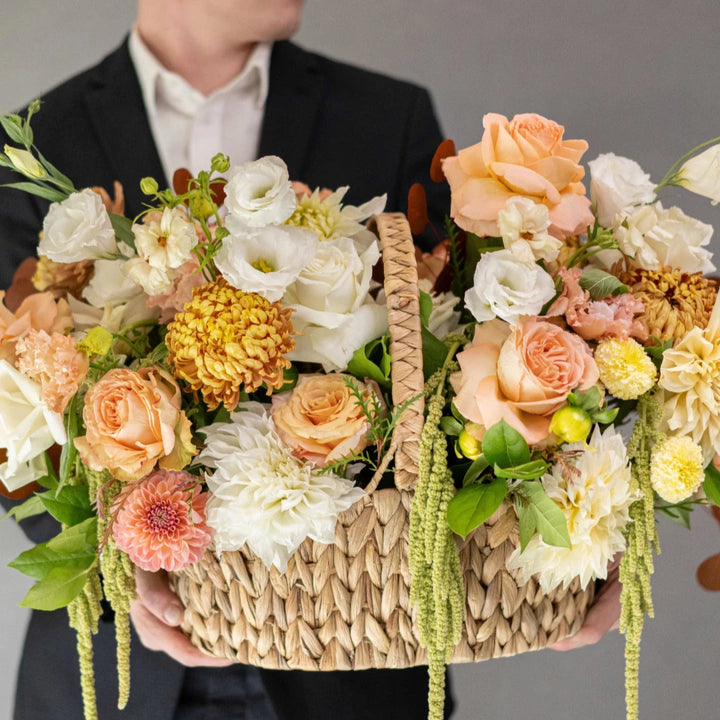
[[40, 188, 117, 262], [0, 360, 66, 491], [442, 113, 593, 239], [270, 374, 381, 466], [74, 366, 193, 482], [451, 318, 598, 444]]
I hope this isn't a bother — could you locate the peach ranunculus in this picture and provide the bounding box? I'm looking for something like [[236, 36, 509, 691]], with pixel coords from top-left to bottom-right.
[[270, 373, 382, 466], [0, 290, 73, 364], [450, 318, 599, 444], [442, 113, 594, 240], [74, 366, 196, 482]]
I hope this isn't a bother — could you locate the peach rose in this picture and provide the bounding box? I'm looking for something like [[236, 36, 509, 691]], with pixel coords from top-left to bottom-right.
[[75, 366, 195, 482], [270, 373, 382, 466], [0, 290, 73, 364], [442, 113, 594, 240], [451, 318, 598, 444]]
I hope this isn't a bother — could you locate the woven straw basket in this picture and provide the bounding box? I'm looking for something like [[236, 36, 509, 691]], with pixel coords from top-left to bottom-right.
[[169, 213, 595, 670]]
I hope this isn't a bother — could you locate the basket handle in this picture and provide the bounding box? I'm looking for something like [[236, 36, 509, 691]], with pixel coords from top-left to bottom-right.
[[364, 213, 425, 493]]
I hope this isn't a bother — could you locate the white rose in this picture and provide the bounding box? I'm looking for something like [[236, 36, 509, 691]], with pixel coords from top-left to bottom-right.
[[284, 235, 387, 371], [82, 259, 145, 307], [497, 196, 562, 263], [594, 204, 714, 274], [588, 153, 657, 227], [224, 155, 297, 231], [132, 207, 197, 270], [464, 249, 556, 325], [40, 188, 117, 262], [215, 225, 318, 302], [0, 360, 66, 491], [678, 145, 720, 204]]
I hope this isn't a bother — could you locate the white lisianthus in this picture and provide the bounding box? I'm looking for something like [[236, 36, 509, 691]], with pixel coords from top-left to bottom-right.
[[497, 196, 561, 263], [82, 259, 145, 307], [224, 155, 297, 231], [284, 235, 387, 371], [507, 425, 638, 592], [132, 207, 197, 270], [68, 293, 159, 338], [198, 402, 365, 571], [464, 249, 556, 325], [593, 204, 714, 274], [677, 144, 720, 204], [588, 153, 657, 227], [40, 188, 117, 262], [417, 279, 463, 339], [215, 225, 318, 302], [0, 360, 66, 491], [286, 185, 387, 242]]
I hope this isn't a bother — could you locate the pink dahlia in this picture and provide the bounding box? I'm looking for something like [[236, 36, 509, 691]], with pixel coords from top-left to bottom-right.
[[112, 469, 212, 572]]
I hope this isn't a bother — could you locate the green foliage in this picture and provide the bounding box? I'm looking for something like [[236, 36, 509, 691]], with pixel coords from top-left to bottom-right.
[[515, 480, 571, 549], [38, 485, 94, 527], [565, 386, 619, 425], [702, 461, 720, 506], [439, 416, 463, 437], [446, 476, 507, 538], [645, 337, 673, 372], [421, 326, 451, 380], [109, 212, 136, 251], [578, 268, 628, 299], [481, 419, 530, 468], [347, 335, 392, 389]]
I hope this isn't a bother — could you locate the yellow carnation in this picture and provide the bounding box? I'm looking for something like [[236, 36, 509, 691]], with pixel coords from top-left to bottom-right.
[[650, 436, 704, 503], [595, 338, 656, 400]]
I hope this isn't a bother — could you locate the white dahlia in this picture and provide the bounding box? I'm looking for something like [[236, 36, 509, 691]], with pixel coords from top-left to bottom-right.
[[507, 425, 638, 592]]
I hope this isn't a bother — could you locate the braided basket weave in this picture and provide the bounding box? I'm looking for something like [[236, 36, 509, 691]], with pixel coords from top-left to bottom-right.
[[169, 213, 595, 670]]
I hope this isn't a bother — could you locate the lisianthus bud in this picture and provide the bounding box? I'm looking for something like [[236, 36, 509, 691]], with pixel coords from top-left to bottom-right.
[[211, 153, 231, 174], [678, 144, 720, 205], [4, 145, 45, 179], [189, 194, 216, 220], [140, 177, 159, 195], [457, 427, 483, 460], [549, 405, 592, 444]]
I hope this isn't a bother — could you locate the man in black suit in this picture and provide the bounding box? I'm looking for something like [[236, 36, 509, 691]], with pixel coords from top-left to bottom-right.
[[0, 1, 452, 718]]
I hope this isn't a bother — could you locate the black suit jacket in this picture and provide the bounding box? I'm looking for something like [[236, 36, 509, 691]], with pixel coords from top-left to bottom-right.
[[1, 39, 452, 720]]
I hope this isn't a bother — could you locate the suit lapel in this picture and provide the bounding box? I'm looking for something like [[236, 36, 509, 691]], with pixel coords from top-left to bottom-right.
[[83, 39, 166, 217], [258, 41, 326, 180]]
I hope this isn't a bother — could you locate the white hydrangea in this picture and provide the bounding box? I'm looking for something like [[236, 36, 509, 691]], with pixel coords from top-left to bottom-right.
[[198, 402, 365, 572], [506, 425, 638, 592]]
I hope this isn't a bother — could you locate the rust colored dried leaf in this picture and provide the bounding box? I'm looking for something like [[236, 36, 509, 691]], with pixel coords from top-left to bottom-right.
[[173, 167, 193, 195], [4, 257, 38, 312], [407, 183, 429, 235], [697, 553, 720, 591], [430, 139, 457, 183]]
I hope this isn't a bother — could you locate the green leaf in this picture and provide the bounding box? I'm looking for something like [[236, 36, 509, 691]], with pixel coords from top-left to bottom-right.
[[38, 485, 93, 526], [482, 419, 530, 469], [419, 289, 434, 328], [1, 495, 45, 522], [46, 517, 98, 554], [567, 386, 602, 413], [8, 541, 96, 581], [109, 212, 136, 250], [462, 455, 490, 486], [578, 268, 628, 299], [516, 501, 537, 552], [655, 501, 692, 529], [421, 326, 449, 380], [0, 114, 28, 144], [19, 565, 94, 611], [0, 181, 66, 203], [493, 459, 548, 481], [440, 416, 464, 437], [645, 338, 673, 372], [518, 481, 571, 548], [447, 476, 507, 538], [58, 395, 79, 492], [703, 462, 720, 507], [347, 336, 392, 389]]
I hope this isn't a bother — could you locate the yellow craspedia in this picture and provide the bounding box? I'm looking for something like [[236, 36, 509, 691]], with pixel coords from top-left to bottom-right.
[[166, 277, 294, 410], [650, 436, 705, 503], [595, 338, 657, 400]]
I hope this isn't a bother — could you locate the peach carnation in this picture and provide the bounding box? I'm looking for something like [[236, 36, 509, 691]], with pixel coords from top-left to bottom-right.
[[75, 366, 195, 482], [270, 374, 382, 466], [15, 329, 89, 413], [451, 317, 598, 444], [112, 469, 212, 572], [442, 112, 593, 240]]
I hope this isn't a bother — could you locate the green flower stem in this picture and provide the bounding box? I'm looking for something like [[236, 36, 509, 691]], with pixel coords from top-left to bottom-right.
[[655, 136, 720, 192]]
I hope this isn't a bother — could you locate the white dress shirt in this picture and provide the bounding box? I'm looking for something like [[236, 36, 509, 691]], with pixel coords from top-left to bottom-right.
[[128, 28, 271, 182]]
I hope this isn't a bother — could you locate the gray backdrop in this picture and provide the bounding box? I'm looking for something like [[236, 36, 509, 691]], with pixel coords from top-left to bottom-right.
[[1, 2, 719, 719]]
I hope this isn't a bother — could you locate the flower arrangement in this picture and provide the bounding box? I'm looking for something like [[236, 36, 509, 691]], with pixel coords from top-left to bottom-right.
[[0, 102, 413, 720], [406, 112, 720, 720]]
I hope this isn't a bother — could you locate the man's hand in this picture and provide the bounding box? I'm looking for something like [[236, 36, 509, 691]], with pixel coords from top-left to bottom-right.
[[550, 558, 622, 651], [131, 568, 233, 667]]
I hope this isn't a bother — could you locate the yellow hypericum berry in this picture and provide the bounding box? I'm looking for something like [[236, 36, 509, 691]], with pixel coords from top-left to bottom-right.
[[457, 427, 483, 460], [549, 405, 592, 444]]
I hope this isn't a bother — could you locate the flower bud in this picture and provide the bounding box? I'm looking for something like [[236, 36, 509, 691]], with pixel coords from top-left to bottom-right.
[[211, 153, 231, 174], [549, 405, 591, 444], [678, 144, 720, 205], [457, 427, 483, 460], [4, 145, 45, 179], [140, 176, 159, 195]]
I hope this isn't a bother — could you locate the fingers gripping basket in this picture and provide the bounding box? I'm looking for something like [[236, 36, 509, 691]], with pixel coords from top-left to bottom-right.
[[169, 213, 595, 670]]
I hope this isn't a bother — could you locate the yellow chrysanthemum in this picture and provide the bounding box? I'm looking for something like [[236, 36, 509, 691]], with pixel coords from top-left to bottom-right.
[[166, 278, 294, 410], [650, 436, 704, 503], [595, 337, 657, 400]]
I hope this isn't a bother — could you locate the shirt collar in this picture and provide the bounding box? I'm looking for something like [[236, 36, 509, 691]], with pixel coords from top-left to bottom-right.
[[129, 27, 271, 116]]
